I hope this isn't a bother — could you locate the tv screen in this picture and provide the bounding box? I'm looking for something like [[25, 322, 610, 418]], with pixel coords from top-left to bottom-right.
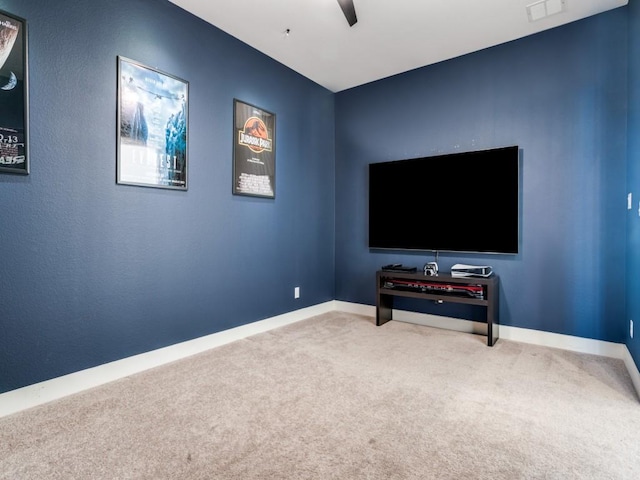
[[368, 146, 519, 254]]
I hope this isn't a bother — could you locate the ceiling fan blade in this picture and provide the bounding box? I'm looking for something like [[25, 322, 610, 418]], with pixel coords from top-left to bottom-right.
[[337, 0, 358, 27]]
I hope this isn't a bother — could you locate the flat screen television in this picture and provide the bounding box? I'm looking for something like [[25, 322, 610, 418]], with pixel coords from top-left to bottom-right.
[[368, 146, 519, 254]]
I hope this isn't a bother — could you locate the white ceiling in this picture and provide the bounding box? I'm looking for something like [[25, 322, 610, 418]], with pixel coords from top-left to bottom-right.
[[168, 0, 628, 92]]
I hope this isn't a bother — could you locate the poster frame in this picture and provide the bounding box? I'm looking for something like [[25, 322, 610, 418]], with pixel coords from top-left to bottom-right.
[[0, 9, 29, 175], [117, 56, 189, 190], [232, 98, 276, 199]]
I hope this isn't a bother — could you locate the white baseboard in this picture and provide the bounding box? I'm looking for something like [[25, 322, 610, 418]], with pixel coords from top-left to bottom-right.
[[0, 301, 336, 419], [623, 348, 640, 400], [333, 300, 375, 316], [498, 324, 627, 358], [2, 300, 638, 418]]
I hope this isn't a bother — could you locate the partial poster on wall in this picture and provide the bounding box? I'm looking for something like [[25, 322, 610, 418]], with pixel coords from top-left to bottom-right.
[[117, 56, 188, 190], [0, 9, 28, 175], [232, 99, 276, 198]]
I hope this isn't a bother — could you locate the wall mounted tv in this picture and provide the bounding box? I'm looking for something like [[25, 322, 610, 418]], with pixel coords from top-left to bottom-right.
[[368, 146, 519, 255]]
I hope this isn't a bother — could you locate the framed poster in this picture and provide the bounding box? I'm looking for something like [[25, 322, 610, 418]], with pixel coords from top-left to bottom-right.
[[0, 10, 28, 175], [233, 99, 276, 198], [117, 56, 188, 190]]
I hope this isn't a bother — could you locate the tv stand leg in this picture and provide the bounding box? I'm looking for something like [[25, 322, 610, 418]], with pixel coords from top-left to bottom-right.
[[487, 293, 499, 346], [377, 294, 393, 326]]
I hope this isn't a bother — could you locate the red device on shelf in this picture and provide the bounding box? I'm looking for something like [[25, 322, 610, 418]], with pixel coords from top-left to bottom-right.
[[383, 278, 484, 299]]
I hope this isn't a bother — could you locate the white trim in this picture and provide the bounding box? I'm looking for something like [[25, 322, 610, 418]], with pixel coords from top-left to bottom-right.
[[498, 324, 627, 358], [0, 301, 335, 419], [2, 300, 639, 418], [385, 308, 626, 358], [394, 310, 487, 335], [333, 300, 375, 316], [623, 347, 640, 399]]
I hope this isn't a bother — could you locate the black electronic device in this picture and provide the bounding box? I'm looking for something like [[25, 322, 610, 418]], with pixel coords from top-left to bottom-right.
[[382, 263, 401, 269], [368, 146, 519, 254], [381, 264, 417, 273]]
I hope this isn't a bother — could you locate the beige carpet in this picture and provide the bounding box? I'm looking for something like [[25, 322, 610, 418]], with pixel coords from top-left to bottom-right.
[[1, 311, 639, 479]]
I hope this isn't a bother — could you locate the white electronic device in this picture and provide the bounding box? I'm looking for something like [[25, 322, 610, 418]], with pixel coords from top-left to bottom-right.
[[450, 264, 493, 278]]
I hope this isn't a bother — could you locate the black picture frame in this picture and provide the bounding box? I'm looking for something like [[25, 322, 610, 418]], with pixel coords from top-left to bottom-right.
[[0, 9, 28, 175], [232, 99, 276, 198], [117, 56, 188, 190]]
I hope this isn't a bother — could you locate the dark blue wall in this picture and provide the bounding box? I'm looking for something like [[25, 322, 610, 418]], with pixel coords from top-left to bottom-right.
[[627, 0, 640, 371], [335, 10, 628, 343], [0, 0, 336, 393], [1, 0, 636, 395]]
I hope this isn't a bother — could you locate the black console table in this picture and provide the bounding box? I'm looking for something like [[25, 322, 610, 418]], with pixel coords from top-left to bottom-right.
[[376, 270, 499, 346]]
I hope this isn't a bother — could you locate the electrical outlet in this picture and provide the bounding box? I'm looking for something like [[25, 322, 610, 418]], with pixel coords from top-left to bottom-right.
[[631, 319, 634, 339], [294, 287, 300, 299]]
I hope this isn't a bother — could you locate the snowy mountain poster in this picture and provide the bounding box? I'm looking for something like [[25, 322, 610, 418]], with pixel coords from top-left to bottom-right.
[[117, 57, 188, 190]]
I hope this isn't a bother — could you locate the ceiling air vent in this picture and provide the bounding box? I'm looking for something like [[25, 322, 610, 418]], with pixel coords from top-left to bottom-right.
[[526, 0, 567, 22]]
